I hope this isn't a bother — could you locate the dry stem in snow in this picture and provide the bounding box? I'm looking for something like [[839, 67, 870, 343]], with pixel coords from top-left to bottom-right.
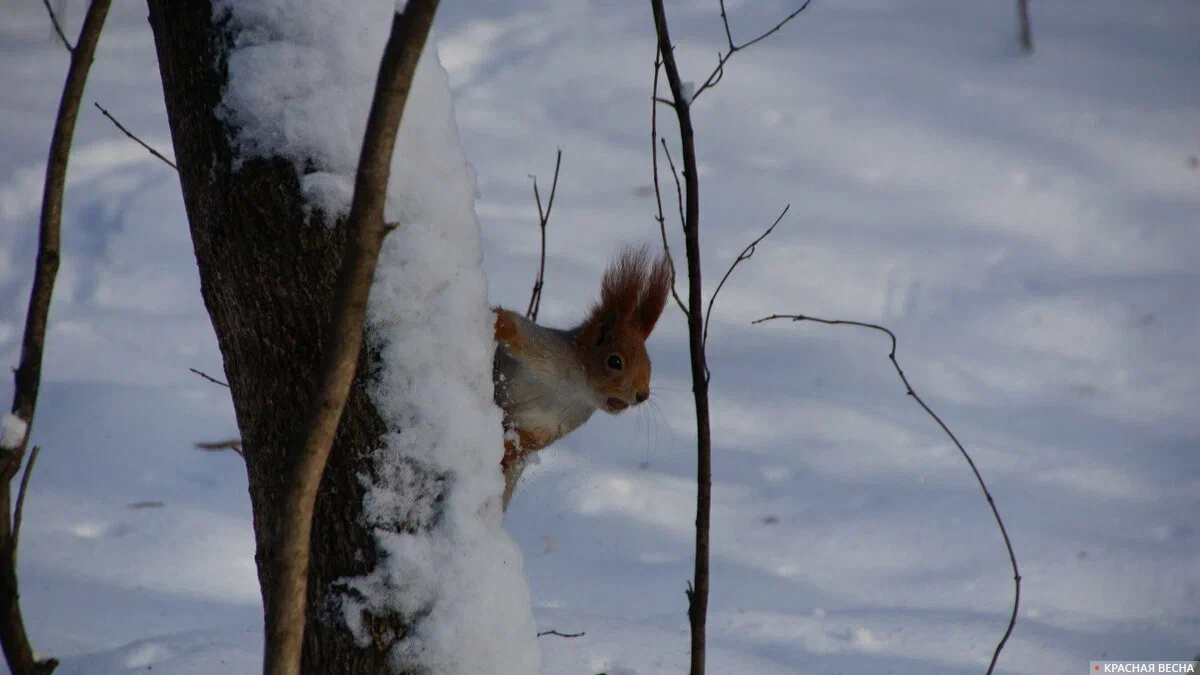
[[753, 314, 1021, 674], [2, 1, 113, 673]]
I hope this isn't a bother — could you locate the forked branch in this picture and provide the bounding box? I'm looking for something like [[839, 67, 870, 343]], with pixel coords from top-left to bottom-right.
[[525, 149, 562, 323], [40, 0, 72, 52], [690, 0, 814, 104], [702, 204, 789, 357], [648, 2, 809, 673]]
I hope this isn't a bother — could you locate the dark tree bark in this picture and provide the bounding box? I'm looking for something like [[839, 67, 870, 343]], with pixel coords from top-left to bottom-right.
[[147, 2, 426, 672]]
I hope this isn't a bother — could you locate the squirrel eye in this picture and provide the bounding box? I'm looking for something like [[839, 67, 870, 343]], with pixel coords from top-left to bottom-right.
[[606, 354, 623, 371]]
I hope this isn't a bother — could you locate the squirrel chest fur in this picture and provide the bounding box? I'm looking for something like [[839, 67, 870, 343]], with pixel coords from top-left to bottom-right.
[[492, 247, 671, 507]]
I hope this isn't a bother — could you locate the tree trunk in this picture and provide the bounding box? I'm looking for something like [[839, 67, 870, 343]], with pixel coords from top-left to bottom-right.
[[147, 2, 419, 671]]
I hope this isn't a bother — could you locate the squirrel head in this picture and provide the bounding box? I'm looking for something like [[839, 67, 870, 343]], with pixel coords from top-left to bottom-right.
[[573, 246, 672, 415]]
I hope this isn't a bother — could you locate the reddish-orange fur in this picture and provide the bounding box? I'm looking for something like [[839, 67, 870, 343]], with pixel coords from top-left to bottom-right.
[[492, 307, 524, 351], [571, 248, 671, 419], [501, 427, 556, 466], [591, 247, 672, 340], [492, 246, 673, 507]]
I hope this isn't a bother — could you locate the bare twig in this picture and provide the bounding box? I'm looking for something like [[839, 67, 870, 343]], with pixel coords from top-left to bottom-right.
[[649, 2, 712, 672], [690, 0, 814, 104], [702, 204, 789, 357], [524, 149, 562, 323], [649, 2, 813, 672], [660, 139, 686, 239], [1, 2, 112, 674], [195, 439, 243, 450], [536, 630, 585, 639], [650, 51, 688, 315], [195, 439, 245, 459], [94, 102, 178, 170], [752, 313, 1020, 675], [41, 0, 73, 52], [263, 4, 439, 675], [12, 448, 41, 561], [189, 367, 229, 388], [1016, 0, 1034, 53]]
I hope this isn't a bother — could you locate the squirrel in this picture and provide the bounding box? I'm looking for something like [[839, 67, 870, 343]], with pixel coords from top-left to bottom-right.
[[492, 246, 672, 508]]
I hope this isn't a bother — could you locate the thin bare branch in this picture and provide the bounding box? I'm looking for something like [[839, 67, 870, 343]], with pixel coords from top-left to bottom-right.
[[690, 0, 814, 104], [536, 630, 585, 639], [752, 313, 1020, 675], [651, 2, 812, 671], [727, 0, 813, 53], [94, 102, 178, 170], [524, 149, 562, 323], [660, 139, 686, 238], [263, 4, 439, 675], [12, 448, 41, 562], [649, 1, 712, 671], [41, 0, 73, 52], [10, 0, 112, 454], [1017, 0, 1034, 53], [195, 439, 245, 459], [1, 2, 112, 673], [650, 51, 688, 315], [717, 0, 735, 49], [188, 367, 229, 388], [195, 439, 243, 451], [702, 204, 788, 355]]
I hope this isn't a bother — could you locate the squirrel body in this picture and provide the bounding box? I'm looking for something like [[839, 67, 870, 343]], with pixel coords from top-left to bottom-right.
[[493, 247, 671, 507], [493, 311, 598, 451]]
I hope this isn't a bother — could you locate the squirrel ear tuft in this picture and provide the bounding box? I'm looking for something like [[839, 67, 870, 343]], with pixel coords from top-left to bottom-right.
[[599, 246, 648, 317], [591, 246, 672, 340], [604, 246, 652, 319], [637, 251, 671, 339]]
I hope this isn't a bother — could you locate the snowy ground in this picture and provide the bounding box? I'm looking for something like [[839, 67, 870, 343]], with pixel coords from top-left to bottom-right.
[[2, 0, 1199, 673]]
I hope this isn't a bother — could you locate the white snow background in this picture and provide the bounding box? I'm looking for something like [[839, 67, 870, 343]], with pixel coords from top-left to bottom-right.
[[1, 0, 1198, 673]]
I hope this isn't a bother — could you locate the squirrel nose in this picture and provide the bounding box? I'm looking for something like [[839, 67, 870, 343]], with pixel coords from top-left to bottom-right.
[[635, 391, 649, 403]]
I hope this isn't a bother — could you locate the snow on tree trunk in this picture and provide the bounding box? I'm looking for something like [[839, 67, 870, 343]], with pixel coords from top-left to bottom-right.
[[151, 0, 538, 671]]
